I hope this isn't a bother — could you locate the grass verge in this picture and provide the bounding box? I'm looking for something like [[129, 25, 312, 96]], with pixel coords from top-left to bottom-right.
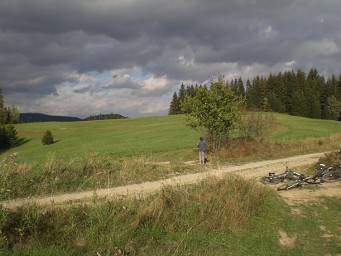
[[0, 175, 283, 255], [0, 175, 340, 255]]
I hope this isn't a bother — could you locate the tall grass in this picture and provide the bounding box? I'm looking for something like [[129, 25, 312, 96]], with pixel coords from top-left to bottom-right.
[[0, 152, 204, 200], [1, 175, 339, 255], [209, 133, 341, 165], [0, 175, 280, 255]]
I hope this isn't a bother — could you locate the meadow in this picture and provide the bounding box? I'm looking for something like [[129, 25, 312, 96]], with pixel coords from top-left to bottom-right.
[[5, 115, 201, 162], [0, 113, 341, 255], [3, 112, 341, 163]]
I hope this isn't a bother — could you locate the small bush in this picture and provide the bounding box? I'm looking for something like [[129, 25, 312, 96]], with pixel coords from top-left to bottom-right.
[[317, 150, 341, 167], [238, 112, 278, 141], [42, 130, 54, 145], [0, 125, 18, 149]]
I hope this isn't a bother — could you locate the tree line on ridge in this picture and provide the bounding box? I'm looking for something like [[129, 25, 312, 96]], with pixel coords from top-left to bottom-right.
[[169, 68, 341, 121]]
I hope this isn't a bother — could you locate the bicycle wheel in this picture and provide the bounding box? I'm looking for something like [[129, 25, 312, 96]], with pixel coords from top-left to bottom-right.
[[304, 176, 321, 184], [286, 171, 305, 181], [261, 176, 281, 185], [277, 181, 300, 191], [322, 170, 341, 183]]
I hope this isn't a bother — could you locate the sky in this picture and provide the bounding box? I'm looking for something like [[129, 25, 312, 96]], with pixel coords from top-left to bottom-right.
[[1, 0, 341, 118]]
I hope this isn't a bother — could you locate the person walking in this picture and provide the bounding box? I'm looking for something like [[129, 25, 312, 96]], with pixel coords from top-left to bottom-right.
[[197, 137, 206, 164]]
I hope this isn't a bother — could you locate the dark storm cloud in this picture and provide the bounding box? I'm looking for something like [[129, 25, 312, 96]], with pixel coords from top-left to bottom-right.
[[0, 0, 341, 116]]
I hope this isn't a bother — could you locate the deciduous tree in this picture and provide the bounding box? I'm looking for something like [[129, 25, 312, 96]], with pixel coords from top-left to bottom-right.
[[182, 76, 243, 150]]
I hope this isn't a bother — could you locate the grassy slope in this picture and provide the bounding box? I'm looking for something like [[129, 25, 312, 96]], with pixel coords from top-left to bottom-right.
[[4, 115, 201, 162], [269, 113, 341, 141], [3, 113, 341, 162]]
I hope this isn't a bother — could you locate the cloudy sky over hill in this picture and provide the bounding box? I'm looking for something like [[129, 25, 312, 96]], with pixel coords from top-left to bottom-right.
[[1, 0, 341, 118]]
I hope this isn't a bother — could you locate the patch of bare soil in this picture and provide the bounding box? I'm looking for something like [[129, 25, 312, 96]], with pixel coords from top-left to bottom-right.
[[276, 182, 341, 206], [278, 229, 297, 248], [1, 152, 340, 209]]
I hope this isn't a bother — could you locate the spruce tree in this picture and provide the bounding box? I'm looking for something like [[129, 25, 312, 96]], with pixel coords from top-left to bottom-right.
[[230, 78, 239, 95], [169, 92, 180, 115], [42, 130, 54, 145], [337, 73, 341, 101], [0, 87, 3, 109], [237, 77, 245, 96], [0, 87, 19, 149], [245, 79, 256, 109], [326, 96, 341, 120], [178, 83, 186, 105], [290, 90, 307, 116], [0, 88, 5, 124]]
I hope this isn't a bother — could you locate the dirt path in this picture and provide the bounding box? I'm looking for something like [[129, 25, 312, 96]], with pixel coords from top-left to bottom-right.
[[2, 152, 340, 209]]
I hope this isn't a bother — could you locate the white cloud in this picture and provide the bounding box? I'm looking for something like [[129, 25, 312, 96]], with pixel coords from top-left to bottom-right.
[[285, 60, 296, 67], [141, 75, 168, 91], [297, 39, 339, 57], [258, 25, 278, 39]]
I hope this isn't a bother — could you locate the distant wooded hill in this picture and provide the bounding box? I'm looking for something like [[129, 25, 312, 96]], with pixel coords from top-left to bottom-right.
[[19, 113, 127, 123]]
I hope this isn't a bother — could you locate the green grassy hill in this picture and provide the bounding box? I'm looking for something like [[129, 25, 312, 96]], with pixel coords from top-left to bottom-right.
[[269, 113, 341, 141], [2, 113, 341, 164], [4, 115, 201, 162]]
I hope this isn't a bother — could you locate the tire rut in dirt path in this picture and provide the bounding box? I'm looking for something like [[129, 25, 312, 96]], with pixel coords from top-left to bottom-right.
[[0, 152, 330, 209]]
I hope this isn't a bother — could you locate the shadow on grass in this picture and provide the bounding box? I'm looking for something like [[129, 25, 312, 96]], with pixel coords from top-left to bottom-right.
[[0, 137, 31, 154], [15, 137, 31, 146], [43, 140, 61, 145]]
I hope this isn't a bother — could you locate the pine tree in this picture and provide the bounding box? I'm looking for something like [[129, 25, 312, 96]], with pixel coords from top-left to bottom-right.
[[42, 130, 54, 145], [0, 88, 5, 124], [305, 88, 321, 119], [245, 79, 256, 109], [5, 124, 18, 147], [327, 96, 341, 120], [290, 90, 308, 116], [251, 76, 267, 110], [230, 78, 239, 95], [7, 105, 19, 124], [169, 92, 180, 115], [0, 87, 4, 109], [337, 73, 341, 101], [283, 71, 297, 114], [178, 83, 186, 104], [0, 87, 19, 149], [237, 77, 245, 96]]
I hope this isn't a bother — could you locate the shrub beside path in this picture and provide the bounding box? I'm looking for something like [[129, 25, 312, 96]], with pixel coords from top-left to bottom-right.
[[2, 152, 338, 209]]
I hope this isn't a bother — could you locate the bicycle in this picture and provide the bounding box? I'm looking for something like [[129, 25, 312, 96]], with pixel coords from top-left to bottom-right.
[[321, 163, 341, 183], [276, 175, 321, 191], [261, 164, 305, 185], [277, 163, 341, 191]]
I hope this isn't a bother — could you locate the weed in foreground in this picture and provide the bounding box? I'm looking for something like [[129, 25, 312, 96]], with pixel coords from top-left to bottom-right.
[[0, 153, 191, 201], [2, 175, 339, 255], [213, 135, 341, 163], [0, 175, 276, 255]]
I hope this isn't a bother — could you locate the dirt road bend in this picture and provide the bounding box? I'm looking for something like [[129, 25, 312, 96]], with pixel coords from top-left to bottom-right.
[[1, 152, 333, 209]]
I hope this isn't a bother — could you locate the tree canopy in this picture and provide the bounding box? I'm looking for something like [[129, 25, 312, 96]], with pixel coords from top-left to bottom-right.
[[181, 76, 244, 150], [0, 87, 19, 149]]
